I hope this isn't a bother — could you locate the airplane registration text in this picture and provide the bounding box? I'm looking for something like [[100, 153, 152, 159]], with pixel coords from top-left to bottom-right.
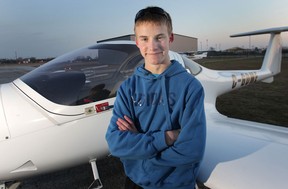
[[232, 72, 258, 89]]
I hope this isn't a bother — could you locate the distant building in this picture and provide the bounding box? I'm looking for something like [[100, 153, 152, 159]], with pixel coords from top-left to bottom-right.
[[98, 34, 197, 53]]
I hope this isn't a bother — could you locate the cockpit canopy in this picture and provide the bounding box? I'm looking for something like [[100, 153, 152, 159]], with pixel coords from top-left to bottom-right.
[[21, 42, 201, 106]]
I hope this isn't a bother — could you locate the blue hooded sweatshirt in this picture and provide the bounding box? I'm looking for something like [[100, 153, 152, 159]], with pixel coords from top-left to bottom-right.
[[106, 60, 206, 189]]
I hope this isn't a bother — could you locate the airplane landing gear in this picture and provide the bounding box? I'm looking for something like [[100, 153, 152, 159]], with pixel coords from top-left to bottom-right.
[[0, 182, 21, 189], [88, 159, 103, 189]]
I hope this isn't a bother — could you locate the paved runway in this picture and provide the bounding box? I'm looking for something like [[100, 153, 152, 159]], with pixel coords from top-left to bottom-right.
[[0, 64, 35, 84], [0, 64, 125, 189]]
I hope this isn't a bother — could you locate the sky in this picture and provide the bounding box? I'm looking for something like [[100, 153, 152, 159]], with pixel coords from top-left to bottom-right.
[[0, 0, 288, 59]]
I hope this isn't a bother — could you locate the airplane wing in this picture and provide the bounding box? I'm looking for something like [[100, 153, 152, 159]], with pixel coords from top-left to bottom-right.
[[195, 26, 288, 189]]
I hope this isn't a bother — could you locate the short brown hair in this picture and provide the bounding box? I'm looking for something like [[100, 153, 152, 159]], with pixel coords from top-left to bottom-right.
[[134, 6, 173, 34]]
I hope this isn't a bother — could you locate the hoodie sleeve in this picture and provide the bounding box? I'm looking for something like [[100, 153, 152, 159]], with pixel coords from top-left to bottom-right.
[[105, 82, 168, 160], [151, 82, 206, 167]]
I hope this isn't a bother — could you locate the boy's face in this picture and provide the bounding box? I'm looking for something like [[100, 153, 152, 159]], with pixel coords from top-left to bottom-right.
[[135, 22, 173, 67]]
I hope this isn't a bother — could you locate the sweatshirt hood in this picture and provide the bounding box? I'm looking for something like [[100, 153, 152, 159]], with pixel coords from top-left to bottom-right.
[[134, 60, 187, 79]]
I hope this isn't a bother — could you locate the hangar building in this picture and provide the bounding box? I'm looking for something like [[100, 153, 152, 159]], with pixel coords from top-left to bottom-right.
[[98, 34, 197, 53]]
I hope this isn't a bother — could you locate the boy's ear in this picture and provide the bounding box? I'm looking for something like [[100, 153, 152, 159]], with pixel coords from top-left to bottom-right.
[[135, 37, 139, 46], [169, 33, 174, 43]]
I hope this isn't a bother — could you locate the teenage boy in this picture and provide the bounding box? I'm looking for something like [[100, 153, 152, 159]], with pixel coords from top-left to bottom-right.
[[106, 6, 206, 189]]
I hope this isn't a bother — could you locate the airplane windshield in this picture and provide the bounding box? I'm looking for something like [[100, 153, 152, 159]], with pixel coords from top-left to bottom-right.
[[21, 43, 143, 106], [182, 56, 202, 75]]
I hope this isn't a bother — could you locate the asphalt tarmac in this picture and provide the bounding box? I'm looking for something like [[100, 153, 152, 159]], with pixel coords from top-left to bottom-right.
[[0, 64, 126, 189]]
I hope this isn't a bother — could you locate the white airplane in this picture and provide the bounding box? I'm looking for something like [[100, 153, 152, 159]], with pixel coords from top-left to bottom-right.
[[191, 51, 208, 60], [179, 51, 208, 60], [0, 26, 287, 189]]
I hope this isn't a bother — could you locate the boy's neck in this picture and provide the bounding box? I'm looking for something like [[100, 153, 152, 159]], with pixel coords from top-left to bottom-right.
[[145, 60, 171, 74]]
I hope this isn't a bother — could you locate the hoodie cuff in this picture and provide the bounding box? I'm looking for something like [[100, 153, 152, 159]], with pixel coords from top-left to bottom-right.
[[152, 131, 168, 152]]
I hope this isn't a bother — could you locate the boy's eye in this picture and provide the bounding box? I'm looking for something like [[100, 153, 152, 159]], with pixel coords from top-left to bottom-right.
[[140, 38, 148, 42], [157, 36, 165, 40]]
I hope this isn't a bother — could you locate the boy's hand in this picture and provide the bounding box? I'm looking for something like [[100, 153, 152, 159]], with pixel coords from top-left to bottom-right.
[[165, 129, 180, 146], [117, 115, 138, 133]]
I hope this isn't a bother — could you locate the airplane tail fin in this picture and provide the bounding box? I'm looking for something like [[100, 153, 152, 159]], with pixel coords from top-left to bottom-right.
[[231, 26, 288, 83]]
